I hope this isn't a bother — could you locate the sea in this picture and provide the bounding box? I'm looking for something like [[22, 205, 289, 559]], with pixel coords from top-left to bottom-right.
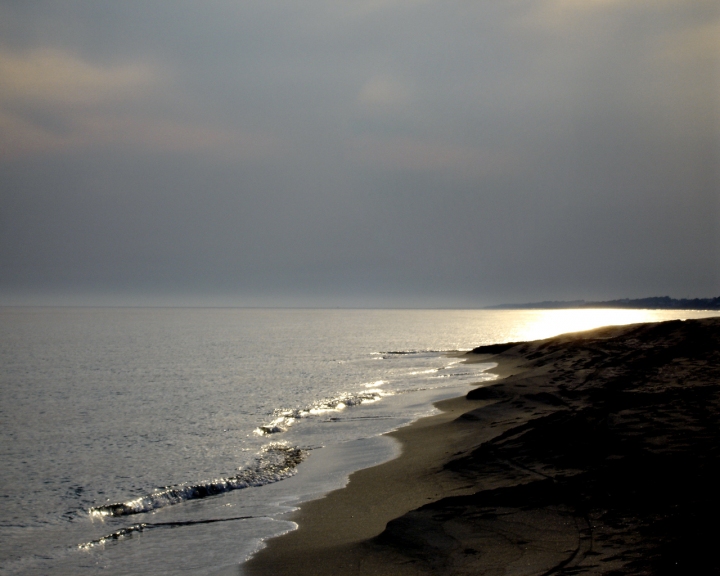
[[2, 307, 718, 576]]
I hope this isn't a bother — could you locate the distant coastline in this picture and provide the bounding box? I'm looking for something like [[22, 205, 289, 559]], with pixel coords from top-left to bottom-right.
[[484, 295, 720, 310]]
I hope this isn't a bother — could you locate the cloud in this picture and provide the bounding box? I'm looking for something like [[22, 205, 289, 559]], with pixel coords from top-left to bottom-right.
[[357, 75, 412, 109], [347, 134, 511, 178], [0, 48, 154, 106], [522, 0, 715, 30], [0, 48, 279, 160], [0, 0, 717, 304], [0, 49, 154, 157], [528, 0, 644, 22], [661, 19, 720, 64], [331, 0, 433, 19], [0, 109, 278, 161]]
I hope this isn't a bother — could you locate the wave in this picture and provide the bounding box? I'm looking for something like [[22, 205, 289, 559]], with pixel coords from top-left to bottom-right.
[[378, 349, 446, 358], [88, 443, 306, 518], [79, 523, 148, 548], [255, 390, 389, 435], [79, 515, 261, 549]]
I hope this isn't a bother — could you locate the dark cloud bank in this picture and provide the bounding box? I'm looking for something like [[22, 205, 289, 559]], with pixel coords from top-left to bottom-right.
[[0, 0, 718, 307]]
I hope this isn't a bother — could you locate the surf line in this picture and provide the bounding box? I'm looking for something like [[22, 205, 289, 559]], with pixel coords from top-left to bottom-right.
[[79, 515, 266, 549], [89, 444, 307, 517]]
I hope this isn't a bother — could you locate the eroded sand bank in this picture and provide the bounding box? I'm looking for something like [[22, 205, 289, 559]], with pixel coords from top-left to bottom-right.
[[246, 317, 720, 575]]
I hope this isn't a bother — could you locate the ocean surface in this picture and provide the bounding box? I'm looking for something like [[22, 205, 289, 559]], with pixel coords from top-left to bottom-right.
[[1, 307, 718, 576]]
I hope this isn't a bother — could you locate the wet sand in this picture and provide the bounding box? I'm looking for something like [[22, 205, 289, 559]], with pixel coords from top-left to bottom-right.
[[245, 317, 720, 575]]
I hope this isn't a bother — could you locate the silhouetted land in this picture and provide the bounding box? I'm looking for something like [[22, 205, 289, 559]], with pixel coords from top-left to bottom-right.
[[484, 296, 720, 310], [246, 317, 720, 575]]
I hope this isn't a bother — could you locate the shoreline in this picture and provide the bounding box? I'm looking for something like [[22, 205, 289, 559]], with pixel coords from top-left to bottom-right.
[[245, 317, 720, 575], [242, 388, 512, 575], [242, 343, 531, 575]]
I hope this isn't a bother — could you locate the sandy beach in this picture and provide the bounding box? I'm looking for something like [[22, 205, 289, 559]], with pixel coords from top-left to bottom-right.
[[245, 316, 720, 575]]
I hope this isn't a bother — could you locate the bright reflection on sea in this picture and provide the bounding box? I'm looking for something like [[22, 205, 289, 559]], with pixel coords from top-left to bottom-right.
[[509, 308, 704, 343]]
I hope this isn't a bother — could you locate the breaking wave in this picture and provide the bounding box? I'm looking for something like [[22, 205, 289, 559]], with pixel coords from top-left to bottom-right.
[[255, 390, 390, 435], [378, 350, 446, 359], [89, 444, 306, 518]]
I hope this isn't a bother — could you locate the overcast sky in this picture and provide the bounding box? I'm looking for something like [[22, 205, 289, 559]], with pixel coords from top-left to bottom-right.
[[1, 0, 718, 307]]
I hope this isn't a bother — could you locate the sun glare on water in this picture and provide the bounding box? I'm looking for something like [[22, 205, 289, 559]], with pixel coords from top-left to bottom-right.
[[511, 308, 711, 343]]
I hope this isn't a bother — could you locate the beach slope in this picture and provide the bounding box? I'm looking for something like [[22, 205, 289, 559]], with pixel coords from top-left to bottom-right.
[[246, 317, 720, 575]]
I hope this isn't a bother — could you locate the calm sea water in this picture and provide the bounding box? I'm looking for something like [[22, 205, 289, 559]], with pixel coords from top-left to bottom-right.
[[1, 307, 718, 575]]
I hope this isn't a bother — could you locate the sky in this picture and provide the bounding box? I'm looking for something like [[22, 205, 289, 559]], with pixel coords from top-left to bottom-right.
[[0, 0, 718, 307]]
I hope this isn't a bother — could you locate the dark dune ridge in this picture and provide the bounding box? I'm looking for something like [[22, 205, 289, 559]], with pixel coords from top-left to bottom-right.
[[245, 317, 720, 575], [484, 295, 720, 310]]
